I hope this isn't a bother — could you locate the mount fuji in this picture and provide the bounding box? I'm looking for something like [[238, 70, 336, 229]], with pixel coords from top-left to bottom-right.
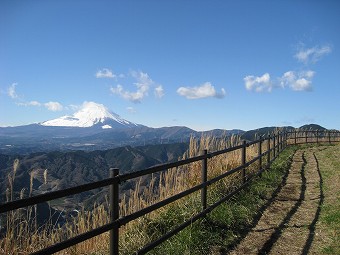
[[41, 102, 139, 129], [0, 101, 244, 154]]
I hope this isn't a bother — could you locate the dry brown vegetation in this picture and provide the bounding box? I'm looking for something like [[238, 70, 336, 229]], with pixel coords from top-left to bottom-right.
[[3, 131, 335, 254], [1, 134, 256, 254]]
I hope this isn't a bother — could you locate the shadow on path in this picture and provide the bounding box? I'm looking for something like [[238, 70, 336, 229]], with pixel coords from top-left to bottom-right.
[[256, 152, 307, 255], [301, 152, 324, 255]]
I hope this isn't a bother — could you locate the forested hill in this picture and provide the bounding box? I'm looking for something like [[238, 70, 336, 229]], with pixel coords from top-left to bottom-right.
[[0, 143, 189, 208]]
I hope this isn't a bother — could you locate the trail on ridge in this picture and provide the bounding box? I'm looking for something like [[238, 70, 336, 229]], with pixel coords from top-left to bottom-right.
[[228, 147, 324, 255]]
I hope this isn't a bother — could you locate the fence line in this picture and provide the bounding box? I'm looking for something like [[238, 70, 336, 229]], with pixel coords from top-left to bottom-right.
[[0, 130, 339, 254]]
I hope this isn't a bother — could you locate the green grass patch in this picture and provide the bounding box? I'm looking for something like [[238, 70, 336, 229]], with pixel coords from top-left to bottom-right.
[[315, 144, 340, 254], [142, 146, 297, 254]]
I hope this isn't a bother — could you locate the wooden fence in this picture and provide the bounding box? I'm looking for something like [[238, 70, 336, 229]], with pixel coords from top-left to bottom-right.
[[0, 130, 339, 254]]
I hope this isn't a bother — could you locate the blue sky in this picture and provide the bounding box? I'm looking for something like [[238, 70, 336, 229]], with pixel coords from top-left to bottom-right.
[[1, 0, 339, 131]]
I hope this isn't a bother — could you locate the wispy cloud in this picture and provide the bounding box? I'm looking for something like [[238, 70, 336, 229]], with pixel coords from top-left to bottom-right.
[[110, 70, 163, 103], [95, 68, 116, 79], [294, 44, 332, 64], [154, 85, 164, 98], [280, 70, 314, 91], [17, 100, 64, 111], [244, 42, 331, 93], [17, 101, 42, 107], [111, 84, 145, 102], [126, 106, 137, 113], [7, 83, 18, 99], [9, 85, 63, 111], [44, 101, 64, 111], [177, 82, 225, 99], [244, 73, 272, 92]]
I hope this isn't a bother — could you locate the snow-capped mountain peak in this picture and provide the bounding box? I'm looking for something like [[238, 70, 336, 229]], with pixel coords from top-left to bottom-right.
[[41, 102, 138, 128]]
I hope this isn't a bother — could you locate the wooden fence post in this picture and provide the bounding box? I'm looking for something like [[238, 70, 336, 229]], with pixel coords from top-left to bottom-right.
[[267, 135, 271, 166], [201, 149, 208, 210], [242, 140, 247, 183], [277, 133, 280, 155], [258, 136, 262, 175], [273, 135, 276, 158], [110, 168, 119, 255], [294, 130, 297, 145], [305, 131, 308, 144]]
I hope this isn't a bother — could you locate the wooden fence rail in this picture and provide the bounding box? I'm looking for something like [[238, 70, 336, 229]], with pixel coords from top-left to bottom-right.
[[0, 130, 339, 254]]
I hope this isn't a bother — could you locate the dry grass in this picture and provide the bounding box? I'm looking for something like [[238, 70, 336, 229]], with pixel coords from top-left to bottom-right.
[[0, 133, 284, 254]]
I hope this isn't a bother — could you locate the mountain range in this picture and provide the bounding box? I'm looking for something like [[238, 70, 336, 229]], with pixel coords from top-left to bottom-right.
[[0, 102, 331, 225], [0, 102, 243, 154]]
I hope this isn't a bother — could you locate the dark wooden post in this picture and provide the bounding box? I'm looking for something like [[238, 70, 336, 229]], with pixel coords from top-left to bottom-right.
[[328, 131, 331, 144], [242, 140, 247, 183], [273, 135, 276, 158], [305, 131, 308, 144], [201, 149, 208, 210], [267, 135, 271, 166], [294, 130, 297, 145], [110, 168, 119, 255], [278, 132, 281, 152], [258, 136, 262, 175]]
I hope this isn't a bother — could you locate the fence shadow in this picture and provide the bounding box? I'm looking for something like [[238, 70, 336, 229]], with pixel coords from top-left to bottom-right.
[[301, 152, 324, 255], [221, 153, 294, 254]]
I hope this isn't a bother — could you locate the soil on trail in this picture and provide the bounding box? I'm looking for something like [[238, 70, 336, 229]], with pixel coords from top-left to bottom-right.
[[228, 148, 325, 255]]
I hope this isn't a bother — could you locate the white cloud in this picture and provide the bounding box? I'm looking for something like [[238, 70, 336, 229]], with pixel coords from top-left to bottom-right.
[[126, 106, 137, 113], [177, 82, 225, 99], [295, 45, 332, 64], [6, 83, 65, 111], [244, 73, 272, 92], [292, 78, 312, 91], [280, 71, 295, 87], [280, 70, 314, 91], [95, 68, 116, 79], [110, 84, 146, 103], [7, 83, 18, 99], [17, 101, 42, 107], [245, 70, 315, 92], [44, 101, 63, 111], [110, 71, 163, 103], [17, 100, 65, 110], [244, 43, 329, 93], [28, 101, 41, 106], [154, 85, 164, 98]]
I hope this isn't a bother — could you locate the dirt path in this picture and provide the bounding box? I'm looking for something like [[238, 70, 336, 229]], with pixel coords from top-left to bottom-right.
[[228, 148, 324, 255]]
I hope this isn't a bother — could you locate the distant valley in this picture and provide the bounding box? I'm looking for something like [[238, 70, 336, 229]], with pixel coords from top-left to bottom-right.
[[0, 101, 331, 218], [0, 143, 189, 208]]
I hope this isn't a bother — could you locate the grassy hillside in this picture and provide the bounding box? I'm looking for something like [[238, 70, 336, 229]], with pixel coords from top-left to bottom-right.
[[314, 145, 340, 254], [1, 138, 338, 254]]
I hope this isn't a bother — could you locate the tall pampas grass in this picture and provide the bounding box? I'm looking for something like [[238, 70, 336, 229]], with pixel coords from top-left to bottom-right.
[[1, 133, 278, 254]]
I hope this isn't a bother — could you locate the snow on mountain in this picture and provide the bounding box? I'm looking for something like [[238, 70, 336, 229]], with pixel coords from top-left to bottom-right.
[[41, 102, 138, 128]]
